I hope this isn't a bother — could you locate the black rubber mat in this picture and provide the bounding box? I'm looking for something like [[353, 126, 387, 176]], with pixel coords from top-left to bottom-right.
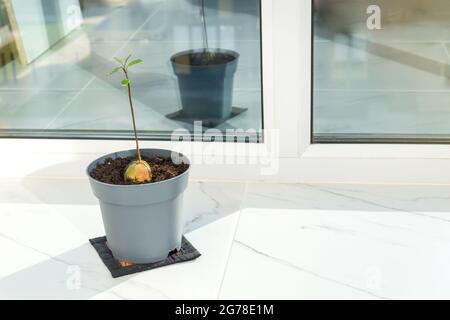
[[90, 236, 201, 278]]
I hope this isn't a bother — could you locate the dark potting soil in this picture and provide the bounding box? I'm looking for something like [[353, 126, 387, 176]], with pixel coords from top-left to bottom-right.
[[90, 156, 189, 185], [187, 52, 236, 66]]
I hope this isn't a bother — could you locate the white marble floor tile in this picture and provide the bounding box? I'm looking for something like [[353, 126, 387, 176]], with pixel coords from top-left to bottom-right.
[[183, 181, 246, 232], [241, 183, 373, 211], [306, 184, 450, 223], [219, 236, 380, 300], [0, 202, 98, 295], [220, 183, 450, 300]]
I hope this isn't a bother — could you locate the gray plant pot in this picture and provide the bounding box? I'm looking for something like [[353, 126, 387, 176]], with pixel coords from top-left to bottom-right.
[[171, 48, 239, 121], [87, 149, 190, 264]]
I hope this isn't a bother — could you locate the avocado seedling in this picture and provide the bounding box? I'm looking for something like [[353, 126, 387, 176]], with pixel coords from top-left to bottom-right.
[[87, 54, 191, 264], [109, 55, 152, 183]]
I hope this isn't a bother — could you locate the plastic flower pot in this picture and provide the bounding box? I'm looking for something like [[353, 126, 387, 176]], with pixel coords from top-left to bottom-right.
[[87, 148, 190, 264], [171, 48, 239, 120]]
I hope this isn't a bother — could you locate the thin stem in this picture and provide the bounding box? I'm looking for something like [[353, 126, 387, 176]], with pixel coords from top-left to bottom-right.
[[124, 69, 141, 161], [200, 0, 209, 51]]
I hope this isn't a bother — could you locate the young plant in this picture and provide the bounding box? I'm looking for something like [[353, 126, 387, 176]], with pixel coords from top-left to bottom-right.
[[109, 55, 152, 183]]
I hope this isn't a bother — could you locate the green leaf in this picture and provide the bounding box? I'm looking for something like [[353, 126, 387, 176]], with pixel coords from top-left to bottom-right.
[[124, 54, 132, 66], [121, 79, 130, 87], [114, 57, 123, 66], [127, 59, 143, 69], [108, 67, 122, 76]]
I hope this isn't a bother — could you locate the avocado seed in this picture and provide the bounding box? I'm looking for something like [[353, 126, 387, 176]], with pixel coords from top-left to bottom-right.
[[124, 160, 152, 183]]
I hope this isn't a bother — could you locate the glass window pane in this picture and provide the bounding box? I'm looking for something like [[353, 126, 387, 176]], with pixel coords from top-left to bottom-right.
[[0, 0, 262, 141], [313, 0, 450, 143]]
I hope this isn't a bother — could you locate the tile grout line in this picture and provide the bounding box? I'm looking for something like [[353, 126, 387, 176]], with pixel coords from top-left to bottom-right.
[[440, 41, 450, 63], [44, 77, 96, 129], [233, 240, 389, 300], [215, 180, 249, 299], [115, 3, 163, 54]]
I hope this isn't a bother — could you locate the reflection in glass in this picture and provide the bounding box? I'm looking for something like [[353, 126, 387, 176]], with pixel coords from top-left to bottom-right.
[[314, 0, 450, 143], [0, 0, 262, 140]]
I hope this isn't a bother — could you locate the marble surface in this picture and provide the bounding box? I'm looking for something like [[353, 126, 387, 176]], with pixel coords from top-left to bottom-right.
[[2, 179, 450, 299]]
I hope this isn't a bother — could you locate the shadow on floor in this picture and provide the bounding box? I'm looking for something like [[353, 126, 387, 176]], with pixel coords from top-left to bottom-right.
[[0, 243, 125, 299]]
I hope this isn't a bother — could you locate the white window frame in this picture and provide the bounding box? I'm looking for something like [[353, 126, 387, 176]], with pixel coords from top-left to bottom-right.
[[2, 0, 450, 184]]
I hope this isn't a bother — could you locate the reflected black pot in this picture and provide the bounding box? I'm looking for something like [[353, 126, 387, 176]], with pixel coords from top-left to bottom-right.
[[171, 49, 239, 121]]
